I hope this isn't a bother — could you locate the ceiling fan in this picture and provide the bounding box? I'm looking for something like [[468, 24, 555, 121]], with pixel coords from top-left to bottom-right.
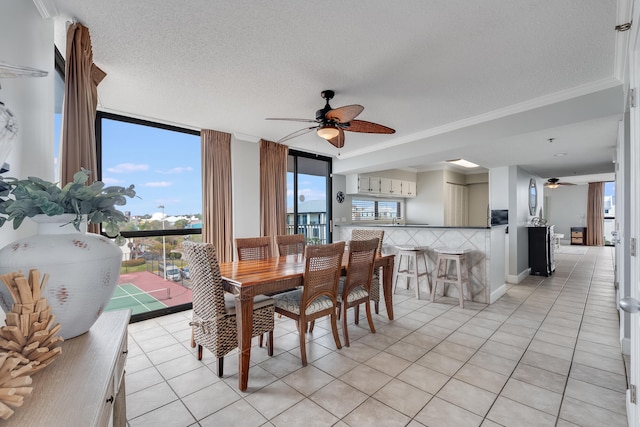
[[544, 178, 575, 189], [265, 90, 395, 149]]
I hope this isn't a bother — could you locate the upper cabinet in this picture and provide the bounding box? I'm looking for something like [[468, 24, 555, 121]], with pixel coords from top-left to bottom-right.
[[346, 175, 380, 194], [347, 174, 416, 198], [401, 180, 416, 197]]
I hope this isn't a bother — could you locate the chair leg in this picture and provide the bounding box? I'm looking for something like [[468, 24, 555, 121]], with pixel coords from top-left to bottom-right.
[[374, 300, 379, 314], [342, 305, 350, 347], [259, 333, 264, 347], [217, 357, 224, 377], [330, 311, 342, 351], [354, 304, 360, 325], [365, 299, 376, 334], [267, 330, 274, 356], [197, 344, 203, 361], [190, 328, 196, 348], [298, 318, 308, 366], [308, 320, 315, 333]]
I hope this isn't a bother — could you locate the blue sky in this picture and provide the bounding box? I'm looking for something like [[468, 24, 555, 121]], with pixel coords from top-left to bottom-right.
[[55, 116, 201, 217]]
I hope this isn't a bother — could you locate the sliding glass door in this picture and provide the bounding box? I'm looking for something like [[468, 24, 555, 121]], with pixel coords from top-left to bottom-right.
[[286, 150, 332, 244]]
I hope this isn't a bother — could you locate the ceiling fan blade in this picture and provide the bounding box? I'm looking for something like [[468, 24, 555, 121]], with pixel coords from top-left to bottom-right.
[[265, 117, 319, 123], [278, 126, 318, 143], [327, 128, 345, 149], [344, 119, 395, 134], [325, 105, 364, 123]]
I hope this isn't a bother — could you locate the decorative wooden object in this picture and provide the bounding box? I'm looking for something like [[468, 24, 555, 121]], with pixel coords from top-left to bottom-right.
[[0, 352, 34, 420], [0, 270, 63, 373]]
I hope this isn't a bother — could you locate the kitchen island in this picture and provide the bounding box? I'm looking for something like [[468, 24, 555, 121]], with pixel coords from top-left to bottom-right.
[[335, 224, 507, 304]]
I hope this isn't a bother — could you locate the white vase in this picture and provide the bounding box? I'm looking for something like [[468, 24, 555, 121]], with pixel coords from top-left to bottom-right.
[[0, 214, 122, 339]]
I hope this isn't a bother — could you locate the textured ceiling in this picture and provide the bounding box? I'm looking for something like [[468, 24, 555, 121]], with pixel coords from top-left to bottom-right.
[[51, 0, 627, 179]]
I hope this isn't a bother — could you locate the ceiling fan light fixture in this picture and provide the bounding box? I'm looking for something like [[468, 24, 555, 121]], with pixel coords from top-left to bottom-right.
[[547, 183, 559, 189], [446, 158, 479, 168], [317, 125, 340, 140]]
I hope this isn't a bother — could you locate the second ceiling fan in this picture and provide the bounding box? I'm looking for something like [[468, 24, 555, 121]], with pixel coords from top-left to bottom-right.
[[544, 178, 575, 188], [266, 90, 395, 148]]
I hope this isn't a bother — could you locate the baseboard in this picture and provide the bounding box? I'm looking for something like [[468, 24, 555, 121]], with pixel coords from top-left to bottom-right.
[[490, 284, 507, 304], [506, 268, 530, 284]]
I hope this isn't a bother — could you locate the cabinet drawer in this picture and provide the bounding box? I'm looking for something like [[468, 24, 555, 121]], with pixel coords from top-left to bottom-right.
[[571, 232, 583, 237]]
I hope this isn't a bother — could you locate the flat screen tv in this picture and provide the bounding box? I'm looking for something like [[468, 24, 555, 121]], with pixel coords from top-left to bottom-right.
[[491, 209, 509, 226]]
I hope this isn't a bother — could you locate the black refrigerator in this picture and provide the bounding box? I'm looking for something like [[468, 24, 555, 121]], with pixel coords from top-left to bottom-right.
[[528, 225, 555, 276]]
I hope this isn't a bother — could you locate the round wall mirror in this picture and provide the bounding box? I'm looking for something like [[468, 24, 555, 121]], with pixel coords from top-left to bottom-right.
[[528, 178, 537, 216]]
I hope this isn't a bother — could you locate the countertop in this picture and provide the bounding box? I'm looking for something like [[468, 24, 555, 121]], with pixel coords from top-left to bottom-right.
[[335, 224, 490, 230]]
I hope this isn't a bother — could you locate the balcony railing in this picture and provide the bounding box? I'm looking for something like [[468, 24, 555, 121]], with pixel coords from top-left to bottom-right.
[[286, 223, 328, 245]]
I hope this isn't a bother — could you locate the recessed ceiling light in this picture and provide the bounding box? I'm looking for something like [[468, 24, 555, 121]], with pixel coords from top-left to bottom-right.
[[446, 159, 479, 168], [553, 153, 567, 157]]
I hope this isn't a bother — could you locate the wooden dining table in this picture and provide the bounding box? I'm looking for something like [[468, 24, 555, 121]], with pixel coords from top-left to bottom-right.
[[218, 252, 395, 391]]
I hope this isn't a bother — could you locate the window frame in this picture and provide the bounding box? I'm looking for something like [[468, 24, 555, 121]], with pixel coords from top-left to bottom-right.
[[95, 111, 202, 322]]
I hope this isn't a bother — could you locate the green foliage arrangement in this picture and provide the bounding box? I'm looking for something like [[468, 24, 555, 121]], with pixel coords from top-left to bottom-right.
[[0, 169, 136, 244]]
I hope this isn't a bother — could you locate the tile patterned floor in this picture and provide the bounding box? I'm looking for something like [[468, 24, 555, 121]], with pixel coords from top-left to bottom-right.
[[125, 245, 627, 426]]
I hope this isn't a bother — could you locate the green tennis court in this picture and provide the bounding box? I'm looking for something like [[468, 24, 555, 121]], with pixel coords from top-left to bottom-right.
[[105, 283, 169, 315]]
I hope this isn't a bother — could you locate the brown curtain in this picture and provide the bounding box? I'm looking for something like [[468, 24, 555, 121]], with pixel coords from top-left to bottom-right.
[[259, 139, 288, 237], [60, 23, 106, 185], [202, 130, 233, 262], [586, 181, 605, 246], [60, 23, 106, 234]]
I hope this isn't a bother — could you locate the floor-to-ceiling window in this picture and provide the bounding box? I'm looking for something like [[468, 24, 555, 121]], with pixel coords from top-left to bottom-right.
[[97, 112, 201, 321], [286, 150, 332, 244]]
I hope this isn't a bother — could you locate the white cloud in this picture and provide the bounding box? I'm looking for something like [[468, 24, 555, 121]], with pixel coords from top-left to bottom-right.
[[101, 177, 122, 185], [144, 181, 172, 187], [157, 166, 193, 174], [107, 163, 149, 173]]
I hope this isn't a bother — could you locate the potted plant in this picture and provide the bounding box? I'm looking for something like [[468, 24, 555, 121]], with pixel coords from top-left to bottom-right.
[[0, 168, 136, 244], [0, 169, 137, 339]]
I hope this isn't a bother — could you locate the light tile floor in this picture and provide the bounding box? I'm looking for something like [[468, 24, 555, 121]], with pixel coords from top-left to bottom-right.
[[125, 245, 627, 426]]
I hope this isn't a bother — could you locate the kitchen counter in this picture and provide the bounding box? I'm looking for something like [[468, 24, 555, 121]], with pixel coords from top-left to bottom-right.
[[336, 224, 507, 304], [335, 224, 490, 229]]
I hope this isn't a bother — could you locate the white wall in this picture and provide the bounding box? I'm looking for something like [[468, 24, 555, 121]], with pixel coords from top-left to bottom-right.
[[489, 167, 509, 209], [0, 2, 55, 249], [507, 166, 544, 281], [544, 185, 588, 240], [332, 174, 351, 225], [231, 138, 260, 238], [406, 170, 444, 225]]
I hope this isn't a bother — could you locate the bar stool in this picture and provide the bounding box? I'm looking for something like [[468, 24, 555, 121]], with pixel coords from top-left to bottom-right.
[[393, 245, 431, 299], [432, 248, 472, 308]]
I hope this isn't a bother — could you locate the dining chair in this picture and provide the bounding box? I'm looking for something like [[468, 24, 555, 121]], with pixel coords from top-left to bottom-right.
[[275, 234, 306, 257], [337, 238, 378, 347], [182, 241, 275, 377], [351, 229, 384, 314], [234, 235, 275, 347], [272, 241, 346, 366], [235, 236, 273, 260]]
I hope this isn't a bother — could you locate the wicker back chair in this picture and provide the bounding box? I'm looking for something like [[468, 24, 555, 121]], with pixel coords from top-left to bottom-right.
[[235, 236, 273, 260], [272, 241, 345, 366], [183, 241, 274, 377], [351, 229, 384, 313], [275, 234, 306, 257], [337, 238, 378, 346]]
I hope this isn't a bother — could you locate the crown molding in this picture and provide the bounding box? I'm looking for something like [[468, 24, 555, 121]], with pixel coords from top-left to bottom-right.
[[33, 0, 59, 19], [338, 77, 623, 160]]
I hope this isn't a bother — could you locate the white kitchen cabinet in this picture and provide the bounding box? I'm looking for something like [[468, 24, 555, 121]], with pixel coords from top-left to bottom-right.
[[402, 180, 417, 197], [347, 174, 416, 197], [379, 177, 392, 195], [379, 178, 403, 196], [346, 174, 380, 194]]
